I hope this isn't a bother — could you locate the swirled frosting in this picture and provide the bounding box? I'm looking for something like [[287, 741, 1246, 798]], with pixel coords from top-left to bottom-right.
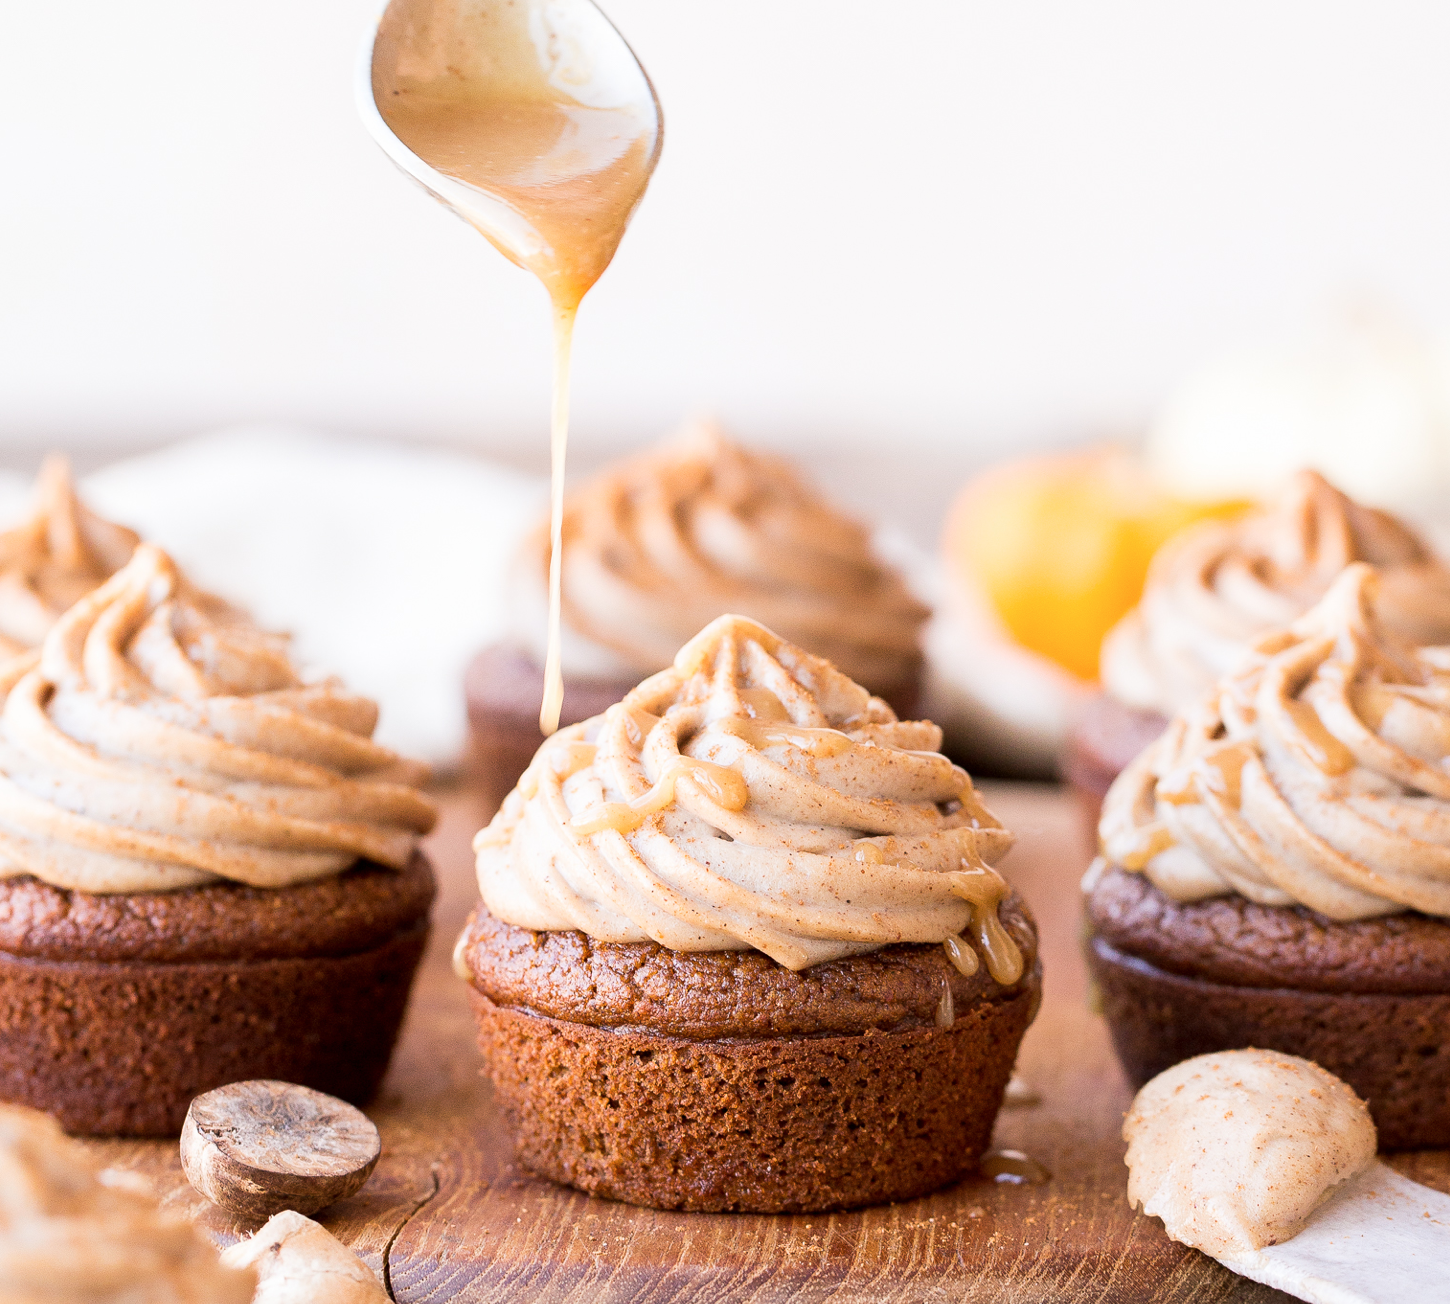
[[0, 1104, 254, 1303], [1101, 563, 1450, 918], [476, 614, 1024, 976], [0, 543, 436, 894], [0, 457, 137, 660], [1101, 470, 1450, 716], [511, 422, 928, 690]]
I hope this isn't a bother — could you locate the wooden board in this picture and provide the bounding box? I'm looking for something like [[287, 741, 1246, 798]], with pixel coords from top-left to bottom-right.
[[81, 782, 1450, 1301]]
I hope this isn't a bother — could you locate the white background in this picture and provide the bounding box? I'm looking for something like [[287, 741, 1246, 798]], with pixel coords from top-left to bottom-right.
[[4, 1, 1450, 465]]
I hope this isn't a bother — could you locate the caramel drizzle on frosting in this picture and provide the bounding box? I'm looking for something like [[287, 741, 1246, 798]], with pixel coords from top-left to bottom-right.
[[515, 423, 929, 688], [476, 613, 1024, 973], [1101, 563, 1450, 919], [0, 544, 436, 894], [0, 457, 138, 659], [1101, 469, 1450, 716]]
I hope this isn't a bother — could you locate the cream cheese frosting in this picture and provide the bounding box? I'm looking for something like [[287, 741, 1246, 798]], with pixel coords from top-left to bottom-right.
[[1100, 563, 1450, 919], [0, 542, 436, 894], [476, 614, 1024, 975], [511, 422, 929, 690], [1124, 1049, 1376, 1257], [1100, 470, 1450, 717], [0, 1103, 255, 1303], [0, 456, 137, 660]]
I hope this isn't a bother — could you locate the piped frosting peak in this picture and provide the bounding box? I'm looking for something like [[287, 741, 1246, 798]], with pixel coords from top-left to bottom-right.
[[477, 614, 1024, 975], [0, 543, 436, 894], [1101, 469, 1450, 715], [513, 423, 928, 689], [0, 457, 137, 659], [1101, 563, 1450, 919]]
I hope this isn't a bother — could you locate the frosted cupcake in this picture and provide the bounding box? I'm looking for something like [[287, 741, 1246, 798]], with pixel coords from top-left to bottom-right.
[[1087, 564, 1450, 1146], [1066, 470, 1450, 824], [459, 614, 1040, 1212], [466, 423, 929, 810], [0, 544, 437, 1134]]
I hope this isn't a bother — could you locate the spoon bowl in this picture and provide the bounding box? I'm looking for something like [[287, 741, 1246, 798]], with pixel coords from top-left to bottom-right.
[[356, 0, 662, 300]]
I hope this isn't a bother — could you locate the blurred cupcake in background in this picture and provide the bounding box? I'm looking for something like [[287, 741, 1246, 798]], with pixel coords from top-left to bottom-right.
[[0, 455, 137, 659], [1145, 301, 1450, 522], [923, 446, 1243, 777], [1066, 470, 1450, 826], [466, 421, 929, 811]]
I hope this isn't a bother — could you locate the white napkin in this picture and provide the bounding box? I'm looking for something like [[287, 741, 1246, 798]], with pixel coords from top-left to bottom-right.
[[80, 426, 545, 765]]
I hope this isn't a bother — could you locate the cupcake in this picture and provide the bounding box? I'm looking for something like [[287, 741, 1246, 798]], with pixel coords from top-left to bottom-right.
[[1066, 469, 1450, 829], [0, 455, 137, 660], [1085, 563, 1450, 1147], [0, 1103, 255, 1300], [459, 613, 1040, 1213], [465, 423, 929, 812], [0, 544, 438, 1136]]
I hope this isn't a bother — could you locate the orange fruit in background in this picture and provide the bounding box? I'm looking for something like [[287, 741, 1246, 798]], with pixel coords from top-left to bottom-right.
[[944, 447, 1249, 682]]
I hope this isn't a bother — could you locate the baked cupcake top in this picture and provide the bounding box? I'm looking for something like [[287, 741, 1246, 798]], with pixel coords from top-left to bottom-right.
[[1100, 469, 1450, 716], [476, 613, 1023, 976], [0, 543, 436, 894], [0, 1103, 254, 1302], [0, 456, 137, 660], [1100, 563, 1450, 920], [511, 422, 928, 690]]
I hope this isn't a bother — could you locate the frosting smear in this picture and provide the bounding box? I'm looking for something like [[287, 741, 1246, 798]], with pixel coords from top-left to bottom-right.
[[477, 613, 1022, 974], [0, 543, 436, 894], [1124, 1049, 1376, 1257]]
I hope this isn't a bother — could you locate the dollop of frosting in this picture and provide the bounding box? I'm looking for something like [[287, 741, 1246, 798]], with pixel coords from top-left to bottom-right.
[[0, 543, 436, 894], [1124, 1049, 1376, 1257], [1101, 470, 1450, 716], [1100, 563, 1450, 919], [476, 614, 1024, 975], [0, 1103, 255, 1303], [512, 422, 928, 690], [0, 456, 137, 660]]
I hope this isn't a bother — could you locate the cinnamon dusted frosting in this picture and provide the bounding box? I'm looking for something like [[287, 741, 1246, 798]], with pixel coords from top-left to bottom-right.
[[476, 614, 1024, 976], [1124, 1049, 1376, 1257], [512, 423, 928, 689], [0, 543, 436, 894], [1100, 563, 1450, 919], [0, 1103, 254, 1303], [0, 456, 137, 660], [1101, 470, 1450, 716]]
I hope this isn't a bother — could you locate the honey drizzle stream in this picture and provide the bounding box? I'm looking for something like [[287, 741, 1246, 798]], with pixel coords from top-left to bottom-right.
[[540, 301, 578, 736]]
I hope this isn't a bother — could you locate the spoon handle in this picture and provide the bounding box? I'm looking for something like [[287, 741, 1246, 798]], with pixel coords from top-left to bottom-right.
[[1217, 1161, 1450, 1304]]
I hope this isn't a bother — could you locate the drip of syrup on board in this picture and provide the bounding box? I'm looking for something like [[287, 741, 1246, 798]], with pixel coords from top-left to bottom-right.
[[370, 0, 662, 734]]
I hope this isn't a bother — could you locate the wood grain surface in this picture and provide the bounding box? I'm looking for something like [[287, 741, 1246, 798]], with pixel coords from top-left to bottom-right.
[[79, 781, 1450, 1302]]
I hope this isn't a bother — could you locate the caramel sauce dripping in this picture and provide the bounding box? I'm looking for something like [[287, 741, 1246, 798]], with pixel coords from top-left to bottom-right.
[[948, 864, 1024, 986], [943, 934, 978, 979], [1159, 741, 1255, 810], [1282, 699, 1355, 776], [569, 756, 748, 836], [934, 978, 955, 1029], [979, 1149, 1051, 1185], [722, 718, 854, 759], [372, 0, 661, 737]]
